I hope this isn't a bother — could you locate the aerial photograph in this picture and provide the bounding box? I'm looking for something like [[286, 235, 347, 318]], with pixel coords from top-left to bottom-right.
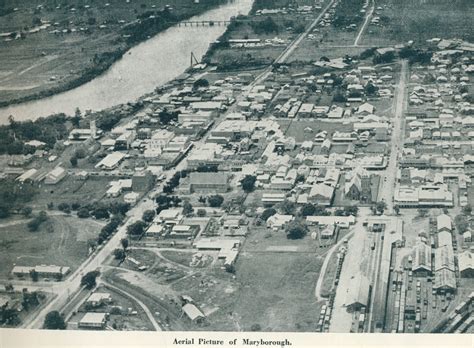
[[0, 0, 473, 336]]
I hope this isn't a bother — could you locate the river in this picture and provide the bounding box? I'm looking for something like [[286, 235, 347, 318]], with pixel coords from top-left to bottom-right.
[[0, 0, 253, 125]]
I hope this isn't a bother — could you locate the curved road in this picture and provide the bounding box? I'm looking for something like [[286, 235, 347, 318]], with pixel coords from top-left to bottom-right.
[[102, 280, 162, 331]]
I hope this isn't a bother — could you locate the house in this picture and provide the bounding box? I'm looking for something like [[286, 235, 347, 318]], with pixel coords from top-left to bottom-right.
[[356, 102, 375, 115], [267, 214, 294, 230], [321, 225, 336, 239], [145, 224, 164, 238], [261, 192, 286, 206], [124, 192, 140, 205], [344, 273, 371, 312], [189, 172, 229, 193], [463, 231, 472, 243], [79, 312, 107, 329], [305, 215, 355, 228], [86, 292, 112, 308], [157, 208, 183, 226], [320, 139, 331, 156], [182, 303, 205, 324]]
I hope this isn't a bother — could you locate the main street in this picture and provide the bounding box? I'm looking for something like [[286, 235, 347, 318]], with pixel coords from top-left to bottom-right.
[[367, 60, 408, 332], [377, 59, 409, 214]]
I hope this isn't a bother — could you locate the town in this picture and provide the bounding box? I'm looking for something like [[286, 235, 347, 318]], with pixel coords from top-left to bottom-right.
[[0, 0, 473, 335]]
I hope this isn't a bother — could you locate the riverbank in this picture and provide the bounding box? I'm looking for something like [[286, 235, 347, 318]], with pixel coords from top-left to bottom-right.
[[0, 0, 229, 108]]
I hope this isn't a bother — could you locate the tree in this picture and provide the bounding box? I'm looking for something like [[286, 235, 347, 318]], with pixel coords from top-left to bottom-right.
[[332, 90, 347, 103], [142, 209, 155, 223], [208, 195, 224, 208], [260, 208, 276, 222], [376, 201, 386, 214], [27, 211, 48, 232], [121, 238, 129, 250], [127, 220, 147, 236], [43, 311, 66, 330], [277, 200, 296, 215], [193, 78, 209, 89], [81, 270, 100, 289], [57, 202, 70, 212], [286, 221, 308, 240], [70, 156, 78, 167], [417, 208, 428, 218], [77, 207, 90, 218], [113, 248, 126, 261], [30, 270, 39, 282], [394, 206, 400, 215], [183, 201, 194, 216], [21, 207, 33, 217], [300, 203, 316, 217], [365, 82, 378, 96], [196, 209, 206, 217], [240, 175, 257, 193], [92, 207, 109, 219], [463, 204, 472, 216], [455, 215, 469, 234]]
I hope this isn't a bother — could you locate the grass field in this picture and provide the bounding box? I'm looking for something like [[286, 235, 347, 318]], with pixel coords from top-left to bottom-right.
[[0, 215, 102, 278], [360, 0, 474, 46]]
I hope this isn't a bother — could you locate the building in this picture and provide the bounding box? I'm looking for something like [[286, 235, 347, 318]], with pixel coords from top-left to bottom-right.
[[305, 215, 355, 228], [182, 303, 205, 324], [308, 183, 335, 206], [124, 192, 140, 205], [189, 172, 229, 193], [433, 269, 456, 294], [344, 273, 371, 312], [266, 214, 294, 230], [394, 185, 453, 208], [11, 265, 70, 279], [86, 293, 112, 308], [434, 245, 455, 272], [262, 192, 286, 206], [458, 251, 474, 278], [95, 152, 126, 170], [79, 312, 107, 329], [132, 171, 155, 192], [344, 168, 373, 203], [44, 167, 67, 185], [437, 214, 452, 233], [412, 242, 432, 276]]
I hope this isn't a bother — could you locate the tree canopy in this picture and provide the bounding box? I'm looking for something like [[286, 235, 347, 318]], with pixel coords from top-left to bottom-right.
[[43, 311, 66, 330]]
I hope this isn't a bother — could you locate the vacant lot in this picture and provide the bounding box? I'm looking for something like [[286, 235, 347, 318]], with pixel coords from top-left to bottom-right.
[[360, 0, 474, 46], [33, 176, 113, 209], [0, 215, 101, 278], [278, 119, 354, 142]]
